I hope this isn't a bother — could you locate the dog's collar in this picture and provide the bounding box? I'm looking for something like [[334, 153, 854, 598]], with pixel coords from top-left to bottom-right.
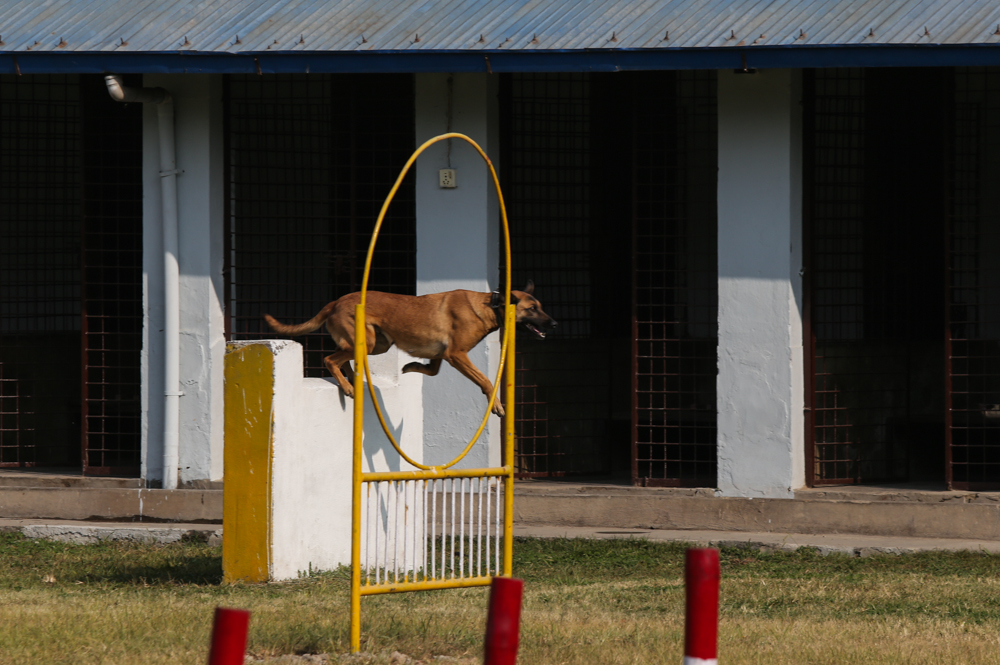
[[489, 290, 504, 310]]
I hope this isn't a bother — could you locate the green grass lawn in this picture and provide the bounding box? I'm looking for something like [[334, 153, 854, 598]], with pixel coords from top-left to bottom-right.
[[1, 533, 999, 664]]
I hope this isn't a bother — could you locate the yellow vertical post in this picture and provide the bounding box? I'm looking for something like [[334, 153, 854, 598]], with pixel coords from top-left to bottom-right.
[[350, 304, 367, 654], [503, 304, 516, 577]]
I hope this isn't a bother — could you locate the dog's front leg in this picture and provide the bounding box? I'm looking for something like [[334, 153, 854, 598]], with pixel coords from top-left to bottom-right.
[[445, 351, 504, 417]]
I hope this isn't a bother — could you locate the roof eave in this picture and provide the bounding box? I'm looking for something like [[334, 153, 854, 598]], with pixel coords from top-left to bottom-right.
[[3, 44, 1000, 75]]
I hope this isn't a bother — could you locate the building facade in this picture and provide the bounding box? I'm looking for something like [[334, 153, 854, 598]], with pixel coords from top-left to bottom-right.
[[2, 1, 1000, 495]]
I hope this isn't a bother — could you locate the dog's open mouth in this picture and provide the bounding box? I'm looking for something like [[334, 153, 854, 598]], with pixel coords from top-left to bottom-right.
[[523, 323, 547, 340]]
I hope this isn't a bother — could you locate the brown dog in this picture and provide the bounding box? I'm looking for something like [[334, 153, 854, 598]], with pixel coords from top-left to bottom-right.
[[263, 282, 556, 416]]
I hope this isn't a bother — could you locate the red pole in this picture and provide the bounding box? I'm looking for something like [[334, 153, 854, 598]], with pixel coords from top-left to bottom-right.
[[207, 607, 251, 665], [484, 577, 524, 665], [684, 548, 719, 665]]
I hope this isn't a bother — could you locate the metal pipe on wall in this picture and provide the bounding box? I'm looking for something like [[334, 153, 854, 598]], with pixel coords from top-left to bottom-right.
[[104, 74, 181, 490]]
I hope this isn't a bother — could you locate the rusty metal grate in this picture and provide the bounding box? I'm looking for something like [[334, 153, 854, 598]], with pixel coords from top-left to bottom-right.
[[947, 67, 1000, 490], [0, 362, 25, 462], [632, 71, 718, 487], [0, 74, 142, 473], [225, 74, 416, 375], [511, 349, 558, 475], [501, 72, 717, 483], [805, 68, 948, 485]]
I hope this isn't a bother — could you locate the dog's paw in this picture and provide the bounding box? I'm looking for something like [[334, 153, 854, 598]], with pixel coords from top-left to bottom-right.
[[401, 361, 423, 374], [491, 400, 505, 417], [341, 385, 355, 399]]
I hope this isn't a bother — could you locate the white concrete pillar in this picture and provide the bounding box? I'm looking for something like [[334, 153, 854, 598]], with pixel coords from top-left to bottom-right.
[[142, 74, 226, 486], [716, 69, 805, 498], [414, 73, 502, 468]]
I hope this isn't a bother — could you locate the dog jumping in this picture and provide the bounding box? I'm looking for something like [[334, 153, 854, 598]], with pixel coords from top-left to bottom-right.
[[263, 282, 556, 416]]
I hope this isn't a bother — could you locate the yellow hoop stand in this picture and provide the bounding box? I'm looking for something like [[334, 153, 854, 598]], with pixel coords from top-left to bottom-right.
[[350, 133, 517, 653]]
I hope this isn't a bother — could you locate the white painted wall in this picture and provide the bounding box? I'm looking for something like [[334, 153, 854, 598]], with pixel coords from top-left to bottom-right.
[[359, 347, 427, 473], [716, 69, 805, 498], [266, 340, 350, 578], [141, 74, 226, 486], [235, 340, 424, 579], [140, 73, 500, 490], [415, 73, 503, 469]]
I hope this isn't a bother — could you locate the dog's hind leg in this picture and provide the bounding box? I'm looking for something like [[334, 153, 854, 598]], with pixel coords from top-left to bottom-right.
[[324, 350, 357, 397], [402, 358, 443, 376], [324, 320, 380, 397], [445, 351, 504, 417]]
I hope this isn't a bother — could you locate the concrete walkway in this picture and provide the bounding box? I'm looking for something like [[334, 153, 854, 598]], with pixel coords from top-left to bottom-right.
[[0, 518, 221, 546], [513, 525, 1000, 556], [3, 518, 999, 556], [3, 472, 1000, 556]]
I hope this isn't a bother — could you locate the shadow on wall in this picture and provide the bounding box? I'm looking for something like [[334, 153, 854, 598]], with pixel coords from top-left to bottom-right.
[[363, 382, 407, 475]]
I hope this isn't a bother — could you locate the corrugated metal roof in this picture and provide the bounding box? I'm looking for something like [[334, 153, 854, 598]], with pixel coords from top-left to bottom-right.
[[2, 0, 1000, 55]]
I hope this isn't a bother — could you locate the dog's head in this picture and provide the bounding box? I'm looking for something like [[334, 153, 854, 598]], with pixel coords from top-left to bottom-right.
[[511, 281, 558, 340]]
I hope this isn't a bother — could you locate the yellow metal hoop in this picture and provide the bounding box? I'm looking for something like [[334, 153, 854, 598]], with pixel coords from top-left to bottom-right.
[[350, 134, 516, 652], [356, 133, 513, 471]]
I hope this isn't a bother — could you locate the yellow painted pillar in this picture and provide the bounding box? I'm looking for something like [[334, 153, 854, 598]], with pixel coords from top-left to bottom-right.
[[222, 343, 273, 583]]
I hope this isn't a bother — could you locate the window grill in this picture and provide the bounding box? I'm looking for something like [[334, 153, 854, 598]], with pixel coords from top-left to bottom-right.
[[947, 67, 1000, 490], [501, 72, 718, 484], [0, 74, 142, 473], [225, 74, 416, 375]]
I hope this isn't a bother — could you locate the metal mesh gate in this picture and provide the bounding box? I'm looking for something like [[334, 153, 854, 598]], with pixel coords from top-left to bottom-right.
[[225, 75, 416, 373], [501, 72, 717, 484], [632, 71, 718, 487], [502, 73, 601, 477], [947, 67, 1000, 490], [804, 68, 948, 485], [0, 75, 81, 468], [804, 68, 870, 484], [0, 74, 142, 473], [79, 78, 144, 475]]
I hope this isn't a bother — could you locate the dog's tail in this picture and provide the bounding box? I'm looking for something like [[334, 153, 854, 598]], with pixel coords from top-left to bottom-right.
[[263, 302, 337, 336]]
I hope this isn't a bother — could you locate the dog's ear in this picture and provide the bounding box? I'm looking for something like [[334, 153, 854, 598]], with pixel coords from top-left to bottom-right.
[[510, 291, 521, 305], [523, 280, 535, 295]]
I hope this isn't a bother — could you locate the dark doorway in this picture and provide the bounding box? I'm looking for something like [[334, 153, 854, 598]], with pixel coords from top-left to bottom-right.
[[0, 74, 143, 475], [805, 68, 949, 485], [500, 71, 718, 485], [947, 67, 1000, 490]]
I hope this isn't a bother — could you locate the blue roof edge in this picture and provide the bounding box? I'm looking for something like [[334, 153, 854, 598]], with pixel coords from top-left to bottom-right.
[[3, 45, 1000, 75]]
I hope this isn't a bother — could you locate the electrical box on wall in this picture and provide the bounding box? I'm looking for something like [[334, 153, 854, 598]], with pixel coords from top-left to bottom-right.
[[439, 169, 457, 188]]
